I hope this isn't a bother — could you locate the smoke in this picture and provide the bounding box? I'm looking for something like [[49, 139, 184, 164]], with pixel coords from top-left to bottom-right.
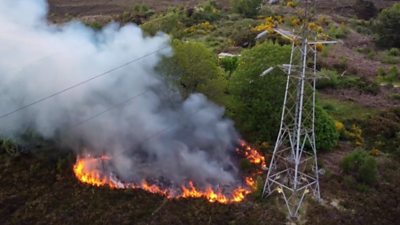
[[0, 0, 241, 187]]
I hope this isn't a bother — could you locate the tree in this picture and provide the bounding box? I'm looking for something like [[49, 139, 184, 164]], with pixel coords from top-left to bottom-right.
[[230, 41, 338, 150], [159, 40, 228, 104], [229, 42, 291, 142], [374, 3, 400, 48], [231, 0, 263, 18]]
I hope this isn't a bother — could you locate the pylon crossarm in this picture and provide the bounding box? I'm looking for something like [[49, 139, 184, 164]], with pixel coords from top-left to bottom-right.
[[308, 41, 337, 45]]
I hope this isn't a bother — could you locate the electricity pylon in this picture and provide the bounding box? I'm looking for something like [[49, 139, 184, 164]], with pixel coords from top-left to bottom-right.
[[262, 0, 336, 218]]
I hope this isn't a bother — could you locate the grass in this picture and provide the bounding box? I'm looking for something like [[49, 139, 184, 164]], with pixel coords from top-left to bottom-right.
[[319, 96, 378, 121]]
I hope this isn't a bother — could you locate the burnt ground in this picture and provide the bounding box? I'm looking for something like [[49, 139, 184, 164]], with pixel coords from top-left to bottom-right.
[[1, 142, 400, 225]]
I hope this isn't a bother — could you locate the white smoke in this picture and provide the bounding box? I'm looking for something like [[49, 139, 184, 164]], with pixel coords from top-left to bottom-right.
[[0, 0, 240, 187]]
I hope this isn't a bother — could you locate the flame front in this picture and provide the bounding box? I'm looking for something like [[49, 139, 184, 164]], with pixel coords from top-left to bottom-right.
[[73, 141, 264, 204], [239, 140, 267, 169]]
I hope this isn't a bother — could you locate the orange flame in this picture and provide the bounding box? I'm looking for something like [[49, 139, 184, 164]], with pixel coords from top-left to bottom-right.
[[239, 140, 267, 169], [73, 141, 265, 204]]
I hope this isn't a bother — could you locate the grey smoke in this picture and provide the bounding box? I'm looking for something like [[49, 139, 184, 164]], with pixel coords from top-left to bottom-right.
[[0, 0, 241, 187]]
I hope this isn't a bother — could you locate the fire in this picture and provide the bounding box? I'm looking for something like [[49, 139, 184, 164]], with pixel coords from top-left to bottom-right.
[[239, 140, 267, 169], [73, 140, 266, 204]]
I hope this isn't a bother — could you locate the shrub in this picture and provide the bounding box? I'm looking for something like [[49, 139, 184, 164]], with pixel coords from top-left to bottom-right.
[[382, 54, 400, 64], [158, 40, 228, 104], [361, 108, 400, 154], [119, 4, 155, 24], [315, 106, 339, 151], [327, 23, 348, 39], [141, 12, 185, 38], [219, 56, 239, 76], [0, 138, 19, 156], [229, 19, 258, 47], [374, 3, 400, 48], [316, 69, 340, 89], [345, 124, 365, 147], [377, 66, 399, 84], [231, 0, 262, 18], [192, 0, 221, 23], [341, 149, 378, 185]]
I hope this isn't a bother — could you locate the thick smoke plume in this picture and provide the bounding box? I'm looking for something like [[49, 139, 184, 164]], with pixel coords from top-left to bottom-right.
[[0, 0, 241, 187]]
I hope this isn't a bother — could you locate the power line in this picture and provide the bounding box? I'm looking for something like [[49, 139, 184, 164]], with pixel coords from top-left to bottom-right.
[[0, 46, 168, 120]]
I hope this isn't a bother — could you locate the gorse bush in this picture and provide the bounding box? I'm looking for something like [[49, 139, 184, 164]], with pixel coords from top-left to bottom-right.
[[341, 149, 378, 185], [374, 3, 400, 48]]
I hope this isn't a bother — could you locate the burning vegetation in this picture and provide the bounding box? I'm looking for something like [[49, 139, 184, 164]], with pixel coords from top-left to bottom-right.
[[73, 141, 266, 204]]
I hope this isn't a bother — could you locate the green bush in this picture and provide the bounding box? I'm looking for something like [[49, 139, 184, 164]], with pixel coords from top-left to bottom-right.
[[158, 40, 228, 104], [317, 70, 379, 95], [213, 18, 257, 48], [141, 12, 185, 38], [0, 138, 19, 156], [229, 41, 290, 142], [374, 3, 400, 48], [315, 106, 339, 151], [231, 0, 262, 18], [119, 4, 155, 24], [190, 0, 221, 24], [327, 24, 348, 39], [219, 56, 239, 76], [377, 66, 399, 84], [388, 48, 400, 56], [341, 149, 378, 185]]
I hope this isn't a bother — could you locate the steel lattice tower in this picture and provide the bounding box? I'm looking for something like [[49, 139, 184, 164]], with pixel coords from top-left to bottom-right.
[[262, 0, 336, 218]]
